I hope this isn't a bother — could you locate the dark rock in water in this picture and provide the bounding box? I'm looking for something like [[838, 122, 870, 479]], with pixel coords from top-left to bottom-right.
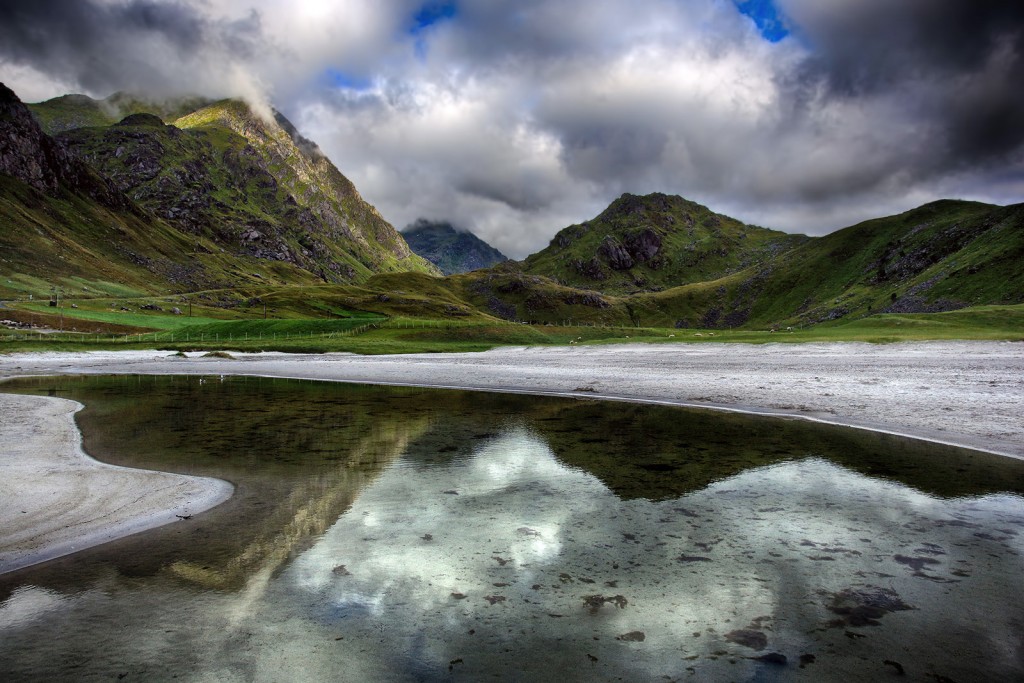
[[799, 653, 816, 668], [582, 594, 628, 612], [676, 554, 712, 563], [755, 652, 787, 665], [725, 629, 768, 650], [883, 659, 906, 675], [616, 631, 646, 642], [894, 554, 942, 575], [826, 586, 914, 627]]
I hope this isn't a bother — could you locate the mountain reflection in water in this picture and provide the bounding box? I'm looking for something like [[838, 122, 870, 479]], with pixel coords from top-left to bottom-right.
[[0, 375, 1022, 682]]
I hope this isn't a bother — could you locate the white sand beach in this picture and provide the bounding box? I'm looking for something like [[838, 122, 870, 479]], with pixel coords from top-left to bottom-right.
[[0, 393, 232, 574], [1, 340, 1022, 573]]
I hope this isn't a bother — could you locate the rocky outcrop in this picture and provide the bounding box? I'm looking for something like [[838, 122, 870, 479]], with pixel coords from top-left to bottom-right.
[[524, 192, 804, 294], [599, 235, 634, 270], [0, 82, 129, 210], [597, 228, 662, 271], [624, 227, 662, 264]]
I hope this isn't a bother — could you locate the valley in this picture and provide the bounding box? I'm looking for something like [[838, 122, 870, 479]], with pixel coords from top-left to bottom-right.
[[1, 82, 1022, 353]]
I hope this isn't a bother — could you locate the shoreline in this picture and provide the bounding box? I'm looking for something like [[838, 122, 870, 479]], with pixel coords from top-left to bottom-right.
[[1, 341, 1022, 573], [250, 378, 1024, 461], [0, 393, 233, 575]]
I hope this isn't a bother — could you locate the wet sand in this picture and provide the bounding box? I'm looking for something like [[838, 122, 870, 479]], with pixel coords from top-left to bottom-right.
[[0, 393, 233, 574], [1, 340, 1022, 573]]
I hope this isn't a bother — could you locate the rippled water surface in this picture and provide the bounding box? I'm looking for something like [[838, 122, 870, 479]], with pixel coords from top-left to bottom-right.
[[1, 375, 1023, 682]]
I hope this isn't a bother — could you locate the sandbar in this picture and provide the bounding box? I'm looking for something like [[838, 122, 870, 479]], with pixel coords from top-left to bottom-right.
[[0, 393, 233, 574]]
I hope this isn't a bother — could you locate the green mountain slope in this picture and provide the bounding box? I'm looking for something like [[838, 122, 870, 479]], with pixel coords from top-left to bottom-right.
[[523, 192, 808, 294], [55, 99, 436, 282], [705, 199, 1024, 328], [8, 84, 1022, 335], [1, 83, 343, 299], [28, 92, 213, 135], [402, 220, 509, 275], [266, 196, 1024, 332], [2, 84, 439, 300], [518, 193, 1023, 329]]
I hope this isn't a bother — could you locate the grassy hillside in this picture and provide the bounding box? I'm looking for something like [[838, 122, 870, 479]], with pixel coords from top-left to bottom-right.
[[55, 100, 436, 284], [28, 92, 213, 135], [524, 192, 808, 294], [519, 194, 1024, 330], [707, 199, 1024, 329], [0, 83, 446, 304], [0, 172, 335, 301], [6, 87, 1023, 349], [174, 100, 437, 276]]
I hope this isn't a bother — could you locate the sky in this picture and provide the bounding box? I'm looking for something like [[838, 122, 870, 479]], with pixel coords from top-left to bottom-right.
[[1, 0, 1023, 258]]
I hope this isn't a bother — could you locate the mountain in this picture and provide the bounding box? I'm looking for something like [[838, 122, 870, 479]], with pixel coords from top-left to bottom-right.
[[402, 220, 508, 275], [434, 195, 1024, 329], [29, 92, 213, 136], [610, 198, 1023, 329], [56, 98, 437, 282], [712, 198, 1024, 326], [1, 82, 240, 297], [523, 192, 808, 294], [0, 84, 438, 300], [0, 85, 127, 206], [5, 82, 1021, 330]]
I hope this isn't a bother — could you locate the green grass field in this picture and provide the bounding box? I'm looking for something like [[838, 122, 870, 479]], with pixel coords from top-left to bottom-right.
[[2, 299, 1022, 355]]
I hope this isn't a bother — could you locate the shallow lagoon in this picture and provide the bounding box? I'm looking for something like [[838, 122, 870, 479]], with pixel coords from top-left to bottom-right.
[[1, 375, 1023, 681]]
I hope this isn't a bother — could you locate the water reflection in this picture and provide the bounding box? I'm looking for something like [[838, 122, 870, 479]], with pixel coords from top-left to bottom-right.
[[0, 376, 1021, 682], [286, 430, 1024, 682]]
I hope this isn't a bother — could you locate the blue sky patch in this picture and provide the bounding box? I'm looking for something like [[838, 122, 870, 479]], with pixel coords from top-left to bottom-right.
[[411, 1, 458, 35], [323, 68, 373, 92], [409, 2, 457, 61], [733, 0, 788, 42]]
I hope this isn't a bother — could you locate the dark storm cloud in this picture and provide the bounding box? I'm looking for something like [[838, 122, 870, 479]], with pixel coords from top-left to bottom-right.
[[785, 2, 1024, 94], [0, 0, 265, 97], [782, 0, 1024, 166]]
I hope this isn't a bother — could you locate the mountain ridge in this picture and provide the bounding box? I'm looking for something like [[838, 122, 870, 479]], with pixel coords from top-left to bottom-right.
[[3, 83, 1021, 333], [42, 89, 436, 277], [402, 220, 509, 275], [523, 192, 808, 294]]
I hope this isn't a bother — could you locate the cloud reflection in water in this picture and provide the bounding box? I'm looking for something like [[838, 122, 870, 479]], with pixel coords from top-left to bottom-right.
[[286, 428, 1024, 681]]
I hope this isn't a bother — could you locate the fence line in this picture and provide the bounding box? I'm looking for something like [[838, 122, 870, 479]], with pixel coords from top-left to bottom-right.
[[0, 321, 385, 345], [1, 317, 666, 346]]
